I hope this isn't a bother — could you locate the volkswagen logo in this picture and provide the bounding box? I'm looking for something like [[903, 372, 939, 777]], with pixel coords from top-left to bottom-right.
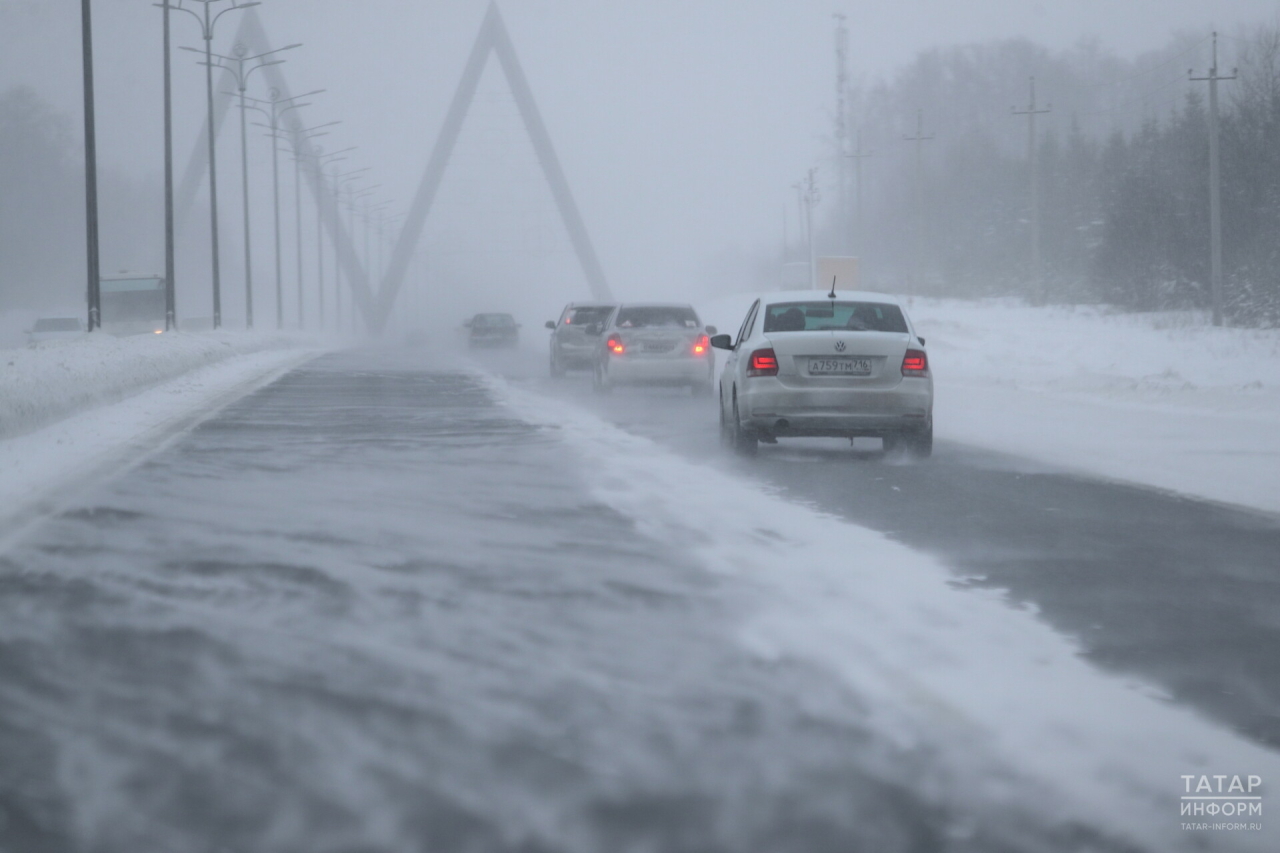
[[834, 340, 847, 352]]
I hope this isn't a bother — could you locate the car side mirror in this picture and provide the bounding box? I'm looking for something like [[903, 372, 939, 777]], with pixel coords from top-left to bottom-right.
[[705, 325, 717, 336], [917, 336, 926, 346], [545, 320, 556, 330], [710, 334, 733, 350]]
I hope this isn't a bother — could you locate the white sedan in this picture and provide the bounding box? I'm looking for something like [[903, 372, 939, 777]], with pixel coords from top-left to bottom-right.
[[591, 303, 717, 395], [712, 290, 933, 457]]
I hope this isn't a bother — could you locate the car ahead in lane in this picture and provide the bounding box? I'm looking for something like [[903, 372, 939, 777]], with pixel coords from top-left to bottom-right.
[[591, 303, 717, 395], [545, 302, 616, 376], [712, 290, 932, 457], [465, 313, 520, 349]]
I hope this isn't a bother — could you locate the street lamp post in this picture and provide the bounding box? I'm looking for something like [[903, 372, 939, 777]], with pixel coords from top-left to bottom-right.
[[288, 123, 339, 328], [159, 0, 176, 330], [344, 183, 377, 336], [310, 148, 354, 330], [169, 0, 260, 329], [80, 0, 102, 332], [245, 87, 321, 329], [199, 40, 299, 328], [331, 165, 368, 333]]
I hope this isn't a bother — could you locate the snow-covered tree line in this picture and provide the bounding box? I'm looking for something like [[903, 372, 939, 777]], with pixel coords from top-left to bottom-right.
[[827, 24, 1280, 325]]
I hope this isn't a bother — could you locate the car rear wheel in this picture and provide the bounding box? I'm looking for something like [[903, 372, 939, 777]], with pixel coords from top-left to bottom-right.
[[731, 392, 757, 456], [883, 422, 932, 460], [908, 421, 933, 459]]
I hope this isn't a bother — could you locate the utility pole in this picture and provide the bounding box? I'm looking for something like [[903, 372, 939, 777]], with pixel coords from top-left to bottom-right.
[[1013, 76, 1051, 304], [845, 128, 874, 256], [833, 13, 850, 252], [80, 0, 102, 332], [1191, 32, 1237, 327], [903, 109, 934, 292], [795, 169, 820, 289]]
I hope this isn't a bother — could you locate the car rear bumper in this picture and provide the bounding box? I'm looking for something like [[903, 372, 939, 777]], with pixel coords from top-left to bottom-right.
[[607, 356, 714, 385], [739, 379, 932, 436]]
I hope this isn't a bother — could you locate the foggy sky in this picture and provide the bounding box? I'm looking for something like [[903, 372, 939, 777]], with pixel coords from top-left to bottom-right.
[[2, 0, 1278, 310]]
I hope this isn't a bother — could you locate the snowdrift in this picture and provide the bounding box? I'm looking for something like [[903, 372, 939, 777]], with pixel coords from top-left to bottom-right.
[[0, 330, 315, 440]]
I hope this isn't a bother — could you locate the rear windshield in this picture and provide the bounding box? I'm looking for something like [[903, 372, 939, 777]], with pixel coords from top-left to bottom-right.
[[567, 306, 612, 325], [614, 306, 699, 329], [473, 314, 515, 327], [32, 318, 82, 332], [762, 301, 908, 334]]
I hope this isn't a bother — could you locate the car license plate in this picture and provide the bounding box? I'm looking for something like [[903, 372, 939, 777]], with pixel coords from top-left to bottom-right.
[[643, 342, 674, 353], [808, 357, 872, 375]]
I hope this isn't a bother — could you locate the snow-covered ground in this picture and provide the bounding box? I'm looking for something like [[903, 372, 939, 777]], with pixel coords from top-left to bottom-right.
[[495, 375, 1280, 853], [0, 329, 323, 544], [0, 328, 319, 440], [700, 294, 1280, 515]]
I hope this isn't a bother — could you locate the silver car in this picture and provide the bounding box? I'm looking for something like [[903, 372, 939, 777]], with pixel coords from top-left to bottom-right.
[[712, 290, 933, 457], [546, 303, 616, 376], [591, 303, 717, 395]]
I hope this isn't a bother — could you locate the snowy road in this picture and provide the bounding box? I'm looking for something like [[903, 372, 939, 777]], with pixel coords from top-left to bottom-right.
[[513, 354, 1280, 753], [0, 345, 1277, 851]]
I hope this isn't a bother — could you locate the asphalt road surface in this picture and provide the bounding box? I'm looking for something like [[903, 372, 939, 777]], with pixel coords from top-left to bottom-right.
[[1, 344, 1276, 852]]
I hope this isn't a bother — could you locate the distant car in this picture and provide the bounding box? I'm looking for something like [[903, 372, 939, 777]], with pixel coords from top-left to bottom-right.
[[545, 302, 616, 376], [26, 317, 85, 344], [465, 313, 520, 348], [591, 303, 717, 395], [712, 290, 933, 457]]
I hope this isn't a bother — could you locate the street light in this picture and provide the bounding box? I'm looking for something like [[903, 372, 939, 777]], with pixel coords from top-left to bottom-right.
[[342, 179, 377, 335], [286, 121, 339, 328], [306, 146, 354, 329], [167, 0, 260, 329], [199, 39, 300, 328], [331, 165, 369, 332], [245, 86, 322, 329]]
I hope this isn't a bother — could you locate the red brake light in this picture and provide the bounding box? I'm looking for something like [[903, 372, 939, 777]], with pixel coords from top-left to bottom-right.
[[692, 334, 709, 355], [902, 349, 928, 376], [607, 337, 625, 355], [748, 348, 779, 376]]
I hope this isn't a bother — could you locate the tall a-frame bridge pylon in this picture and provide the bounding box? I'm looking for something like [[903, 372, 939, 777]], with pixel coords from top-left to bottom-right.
[[373, 2, 614, 332]]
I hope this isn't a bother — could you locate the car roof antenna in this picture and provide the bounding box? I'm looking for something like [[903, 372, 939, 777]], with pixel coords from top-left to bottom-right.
[[828, 275, 837, 300]]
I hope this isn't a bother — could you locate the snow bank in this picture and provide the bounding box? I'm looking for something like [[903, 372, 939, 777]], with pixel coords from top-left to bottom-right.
[[493, 375, 1280, 853], [0, 330, 317, 440], [698, 293, 1280, 514]]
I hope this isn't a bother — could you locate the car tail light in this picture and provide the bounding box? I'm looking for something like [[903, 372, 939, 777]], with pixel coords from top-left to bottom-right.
[[692, 335, 709, 356], [902, 349, 928, 376], [748, 348, 779, 376], [607, 336, 625, 355]]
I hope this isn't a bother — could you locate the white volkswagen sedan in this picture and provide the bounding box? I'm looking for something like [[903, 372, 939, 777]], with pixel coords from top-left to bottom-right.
[[712, 290, 933, 457]]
